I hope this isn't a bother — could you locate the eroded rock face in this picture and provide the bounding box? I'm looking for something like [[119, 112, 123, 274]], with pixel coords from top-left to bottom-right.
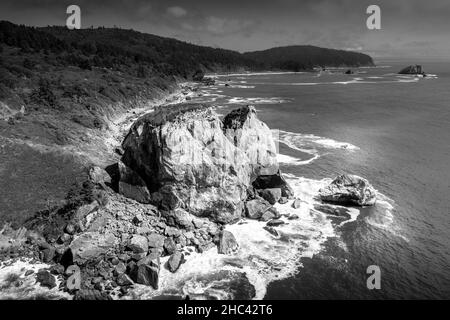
[[121, 103, 292, 225], [223, 106, 278, 177], [319, 174, 377, 206], [121, 104, 253, 224]]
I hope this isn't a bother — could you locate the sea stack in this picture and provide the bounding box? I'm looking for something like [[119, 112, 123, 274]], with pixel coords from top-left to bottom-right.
[[120, 104, 292, 224], [319, 174, 377, 206]]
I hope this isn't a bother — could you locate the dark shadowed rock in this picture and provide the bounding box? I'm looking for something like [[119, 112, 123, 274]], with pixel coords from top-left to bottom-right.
[[130, 254, 160, 289], [245, 198, 271, 219], [288, 214, 299, 220], [257, 188, 282, 205], [266, 219, 285, 227], [167, 251, 184, 273], [319, 174, 376, 206], [253, 170, 294, 199], [192, 69, 205, 81], [36, 269, 56, 289], [118, 161, 151, 204], [218, 230, 239, 255], [263, 226, 280, 237]]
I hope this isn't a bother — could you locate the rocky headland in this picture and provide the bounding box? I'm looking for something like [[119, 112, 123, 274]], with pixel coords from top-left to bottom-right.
[[0, 103, 305, 299]]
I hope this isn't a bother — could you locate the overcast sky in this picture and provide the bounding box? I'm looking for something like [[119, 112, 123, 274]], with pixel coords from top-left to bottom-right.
[[1, 0, 449, 58]]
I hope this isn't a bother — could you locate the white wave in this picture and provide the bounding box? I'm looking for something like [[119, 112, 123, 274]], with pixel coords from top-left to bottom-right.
[[364, 193, 409, 242], [229, 85, 256, 89], [210, 71, 305, 77], [277, 130, 359, 153], [277, 153, 319, 166], [227, 97, 290, 104], [0, 259, 70, 300]]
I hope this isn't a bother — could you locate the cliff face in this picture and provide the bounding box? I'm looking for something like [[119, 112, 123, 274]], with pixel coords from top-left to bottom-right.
[[223, 106, 278, 177], [121, 104, 279, 224]]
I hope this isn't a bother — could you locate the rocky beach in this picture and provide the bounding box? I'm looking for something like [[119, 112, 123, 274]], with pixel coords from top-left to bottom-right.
[[0, 78, 378, 299]]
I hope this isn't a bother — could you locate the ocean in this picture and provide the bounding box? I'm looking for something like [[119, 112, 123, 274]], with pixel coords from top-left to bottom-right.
[[169, 58, 449, 300]]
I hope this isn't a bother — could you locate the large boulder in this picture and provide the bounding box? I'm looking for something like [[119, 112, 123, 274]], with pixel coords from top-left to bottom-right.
[[130, 254, 160, 289], [68, 231, 118, 264], [245, 199, 272, 219], [121, 104, 252, 224], [218, 230, 239, 255], [223, 106, 278, 177], [36, 269, 56, 289], [121, 104, 287, 224], [319, 174, 377, 206], [167, 251, 184, 273]]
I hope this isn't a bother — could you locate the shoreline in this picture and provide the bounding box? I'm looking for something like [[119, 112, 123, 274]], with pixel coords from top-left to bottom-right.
[[1, 74, 378, 301]]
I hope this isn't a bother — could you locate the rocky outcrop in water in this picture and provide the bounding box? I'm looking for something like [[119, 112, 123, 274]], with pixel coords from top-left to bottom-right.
[[398, 65, 424, 75], [121, 104, 290, 225], [318, 174, 376, 206]]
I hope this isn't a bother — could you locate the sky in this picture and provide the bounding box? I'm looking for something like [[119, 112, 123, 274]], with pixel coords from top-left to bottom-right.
[[1, 0, 449, 58]]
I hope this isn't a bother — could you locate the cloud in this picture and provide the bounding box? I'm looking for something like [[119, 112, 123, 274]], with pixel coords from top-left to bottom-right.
[[167, 6, 187, 18]]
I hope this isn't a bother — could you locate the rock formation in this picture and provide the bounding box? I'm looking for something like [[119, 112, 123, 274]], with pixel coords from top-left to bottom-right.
[[121, 104, 291, 225], [318, 174, 377, 206], [398, 65, 424, 75], [222, 106, 278, 177]]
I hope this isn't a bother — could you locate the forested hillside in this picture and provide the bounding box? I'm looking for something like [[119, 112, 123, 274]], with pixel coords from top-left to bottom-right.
[[244, 45, 374, 71]]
